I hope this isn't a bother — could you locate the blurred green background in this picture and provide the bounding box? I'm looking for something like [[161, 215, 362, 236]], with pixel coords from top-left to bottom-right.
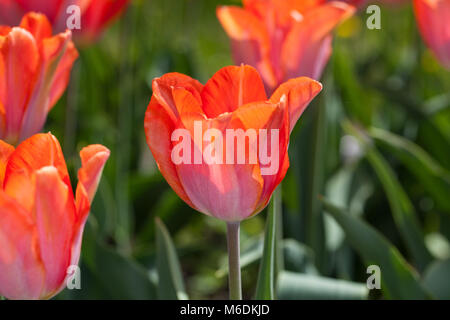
[[53, 0, 450, 300]]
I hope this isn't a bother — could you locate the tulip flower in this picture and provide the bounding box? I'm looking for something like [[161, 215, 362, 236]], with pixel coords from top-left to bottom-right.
[[0, 0, 130, 44], [217, 0, 355, 93], [144, 65, 321, 299], [145, 65, 321, 222], [0, 133, 110, 300], [413, 0, 450, 69], [0, 12, 78, 145]]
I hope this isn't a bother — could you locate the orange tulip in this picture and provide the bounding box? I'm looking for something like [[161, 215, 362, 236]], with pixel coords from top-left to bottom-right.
[[413, 0, 450, 69], [0, 12, 78, 145], [0, 133, 110, 300], [144, 65, 321, 222], [0, 0, 130, 43], [217, 0, 355, 93]]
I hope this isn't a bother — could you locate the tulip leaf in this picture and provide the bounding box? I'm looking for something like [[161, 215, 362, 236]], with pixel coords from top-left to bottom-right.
[[277, 271, 368, 300], [422, 259, 450, 300], [156, 217, 188, 300], [321, 197, 430, 299], [343, 121, 433, 271], [283, 239, 318, 275], [92, 242, 157, 299], [369, 127, 450, 212], [254, 187, 279, 299]]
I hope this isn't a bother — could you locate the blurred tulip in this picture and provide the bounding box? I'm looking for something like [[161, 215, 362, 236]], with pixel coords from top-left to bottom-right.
[[217, 0, 354, 93], [0, 133, 110, 300], [0, 12, 78, 145], [144, 65, 321, 222], [413, 0, 450, 69], [0, 0, 130, 44]]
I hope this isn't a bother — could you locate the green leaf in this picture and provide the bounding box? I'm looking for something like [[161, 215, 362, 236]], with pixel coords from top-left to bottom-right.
[[304, 96, 327, 271], [343, 121, 433, 271], [321, 198, 430, 299], [93, 242, 157, 299], [156, 217, 188, 300], [283, 239, 318, 275], [369, 127, 450, 212], [423, 259, 450, 300], [254, 187, 279, 300], [277, 271, 368, 300]]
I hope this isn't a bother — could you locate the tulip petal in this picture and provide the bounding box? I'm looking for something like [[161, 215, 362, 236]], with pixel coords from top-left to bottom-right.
[[16, 0, 65, 24], [76, 0, 130, 42], [77, 144, 110, 204], [281, 1, 355, 80], [152, 72, 204, 122], [413, 0, 450, 69], [48, 39, 78, 108], [3, 133, 71, 212], [75, 144, 110, 223], [270, 77, 323, 131], [19, 12, 52, 46], [19, 30, 78, 141], [201, 65, 267, 118], [61, 144, 109, 273], [0, 139, 13, 185], [175, 112, 265, 222], [145, 97, 195, 208], [217, 6, 277, 91], [0, 0, 23, 26], [34, 166, 76, 298], [0, 191, 45, 300], [0, 27, 39, 143], [232, 100, 290, 213], [0, 25, 11, 36]]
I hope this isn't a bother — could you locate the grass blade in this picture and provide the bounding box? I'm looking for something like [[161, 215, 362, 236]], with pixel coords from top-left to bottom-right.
[[369, 127, 450, 212], [156, 217, 188, 300], [254, 187, 279, 299], [321, 197, 430, 299], [344, 121, 433, 271]]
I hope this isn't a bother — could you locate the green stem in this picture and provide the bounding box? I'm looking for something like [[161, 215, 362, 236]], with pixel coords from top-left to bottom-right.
[[226, 222, 242, 300]]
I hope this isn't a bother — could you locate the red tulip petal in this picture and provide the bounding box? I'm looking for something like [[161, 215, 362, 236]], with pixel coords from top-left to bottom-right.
[[0, 27, 39, 143], [71, 145, 111, 268], [217, 6, 277, 91], [244, 0, 325, 25], [144, 96, 195, 208], [281, 1, 355, 80], [413, 0, 450, 69], [16, 0, 65, 24], [3, 133, 71, 212], [19, 12, 52, 46], [270, 77, 322, 131], [0, 139, 13, 185], [232, 100, 290, 213], [201, 65, 267, 118], [77, 144, 110, 203], [48, 39, 78, 108], [75, 144, 110, 223], [34, 166, 76, 298], [152, 72, 204, 122], [19, 30, 77, 141], [76, 0, 130, 42], [0, 25, 11, 35], [0, 190, 45, 300], [0, 0, 24, 25], [175, 112, 265, 221]]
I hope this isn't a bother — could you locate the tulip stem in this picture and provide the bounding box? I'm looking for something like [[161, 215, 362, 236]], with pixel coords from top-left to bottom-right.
[[226, 222, 242, 300]]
